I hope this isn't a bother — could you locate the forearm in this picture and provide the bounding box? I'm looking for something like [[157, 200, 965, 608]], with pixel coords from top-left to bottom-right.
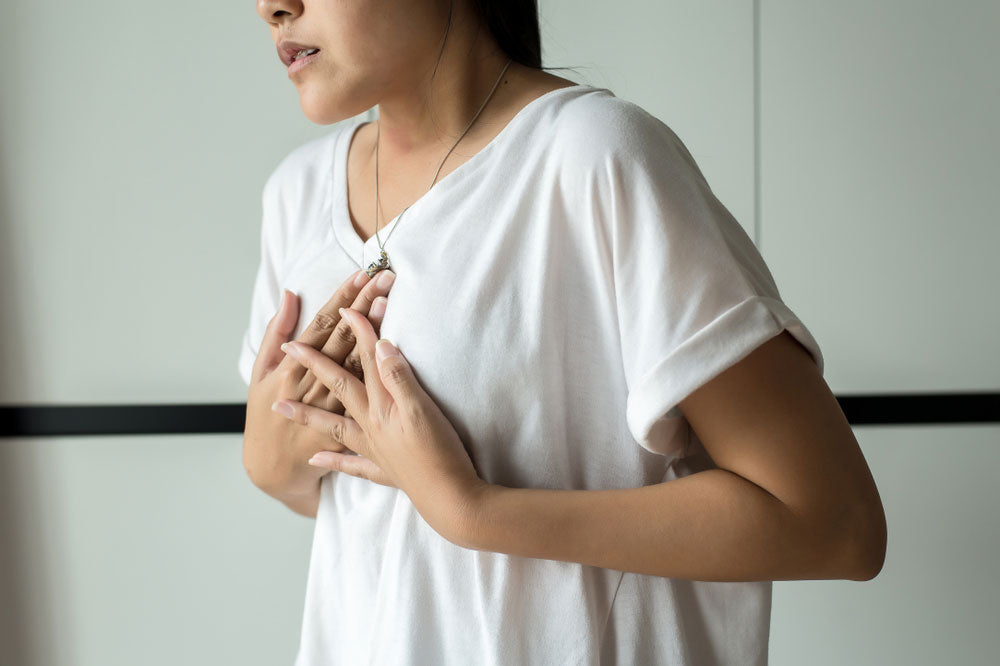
[[243, 433, 328, 506], [270, 457, 327, 497], [462, 467, 869, 583], [276, 480, 321, 519]]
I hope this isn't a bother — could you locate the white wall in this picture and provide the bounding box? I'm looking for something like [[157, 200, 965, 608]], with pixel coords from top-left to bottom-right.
[[1, 1, 996, 664], [759, 2, 1000, 662], [0, 2, 336, 663]]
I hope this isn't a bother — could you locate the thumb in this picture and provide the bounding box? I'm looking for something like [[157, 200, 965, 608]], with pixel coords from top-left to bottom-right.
[[254, 289, 299, 381], [375, 339, 420, 405]]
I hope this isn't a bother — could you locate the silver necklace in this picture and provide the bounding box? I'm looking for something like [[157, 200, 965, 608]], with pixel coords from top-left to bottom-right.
[[363, 57, 514, 277]]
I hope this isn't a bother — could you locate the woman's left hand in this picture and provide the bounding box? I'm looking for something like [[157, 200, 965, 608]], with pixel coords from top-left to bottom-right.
[[271, 304, 487, 545]]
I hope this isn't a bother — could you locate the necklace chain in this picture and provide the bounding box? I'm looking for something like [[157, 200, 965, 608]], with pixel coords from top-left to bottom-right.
[[364, 57, 514, 275]]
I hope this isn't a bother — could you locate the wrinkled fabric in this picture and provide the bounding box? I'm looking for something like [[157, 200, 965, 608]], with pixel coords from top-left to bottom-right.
[[238, 84, 823, 665]]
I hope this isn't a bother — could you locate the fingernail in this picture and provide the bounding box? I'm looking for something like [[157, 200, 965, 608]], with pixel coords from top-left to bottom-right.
[[271, 401, 293, 418], [376, 270, 395, 289], [371, 296, 387, 318], [375, 339, 399, 361], [308, 452, 336, 467], [280, 342, 298, 357], [353, 270, 369, 287]]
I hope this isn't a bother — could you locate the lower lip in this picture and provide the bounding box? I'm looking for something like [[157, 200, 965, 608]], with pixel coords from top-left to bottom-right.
[[288, 51, 320, 76]]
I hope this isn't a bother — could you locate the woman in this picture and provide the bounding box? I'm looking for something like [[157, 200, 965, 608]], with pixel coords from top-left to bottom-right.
[[241, 0, 887, 663]]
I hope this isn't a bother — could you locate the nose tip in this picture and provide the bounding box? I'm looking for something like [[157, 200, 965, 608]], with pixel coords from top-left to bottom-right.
[[256, 0, 298, 23]]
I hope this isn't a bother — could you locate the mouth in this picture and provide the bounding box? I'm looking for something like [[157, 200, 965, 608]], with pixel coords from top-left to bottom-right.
[[287, 49, 321, 76], [289, 47, 320, 66], [277, 41, 322, 68]]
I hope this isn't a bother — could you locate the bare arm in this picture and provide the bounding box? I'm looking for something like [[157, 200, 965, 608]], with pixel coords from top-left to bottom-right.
[[276, 481, 321, 519], [459, 331, 887, 582]]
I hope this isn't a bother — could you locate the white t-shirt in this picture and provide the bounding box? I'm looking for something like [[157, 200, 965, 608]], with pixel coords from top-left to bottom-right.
[[238, 83, 824, 665]]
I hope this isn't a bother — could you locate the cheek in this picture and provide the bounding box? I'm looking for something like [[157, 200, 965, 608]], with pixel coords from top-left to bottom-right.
[[334, 7, 434, 73]]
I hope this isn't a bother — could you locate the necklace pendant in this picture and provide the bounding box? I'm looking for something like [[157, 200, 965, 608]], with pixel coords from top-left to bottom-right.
[[364, 249, 391, 278]]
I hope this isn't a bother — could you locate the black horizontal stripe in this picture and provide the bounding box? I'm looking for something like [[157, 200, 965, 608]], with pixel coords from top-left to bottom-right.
[[0, 393, 997, 437], [836, 392, 1000, 426], [0, 403, 247, 437]]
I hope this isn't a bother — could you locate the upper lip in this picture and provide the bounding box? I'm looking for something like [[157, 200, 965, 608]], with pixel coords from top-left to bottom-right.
[[277, 40, 321, 67]]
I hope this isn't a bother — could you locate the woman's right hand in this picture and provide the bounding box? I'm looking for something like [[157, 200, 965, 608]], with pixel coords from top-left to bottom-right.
[[242, 268, 396, 499]]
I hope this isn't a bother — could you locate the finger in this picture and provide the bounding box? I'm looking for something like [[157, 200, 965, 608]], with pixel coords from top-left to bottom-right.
[[372, 338, 423, 408], [339, 307, 393, 417], [272, 397, 368, 457], [303, 274, 392, 412], [252, 289, 299, 384], [319, 270, 395, 363], [368, 295, 389, 333], [307, 451, 397, 488], [280, 340, 372, 438], [342, 351, 365, 383], [296, 269, 372, 350], [342, 295, 388, 381]]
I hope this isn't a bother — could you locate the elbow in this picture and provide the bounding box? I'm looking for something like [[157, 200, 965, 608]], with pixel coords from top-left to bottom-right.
[[837, 497, 888, 582], [242, 434, 281, 496], [242, 438, 266, 490], [856, 505, 888, 581]]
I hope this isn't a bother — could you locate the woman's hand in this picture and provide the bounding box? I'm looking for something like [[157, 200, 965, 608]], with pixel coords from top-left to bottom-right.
[[272, 306, 488, 544], [242, 269, 396, 499]]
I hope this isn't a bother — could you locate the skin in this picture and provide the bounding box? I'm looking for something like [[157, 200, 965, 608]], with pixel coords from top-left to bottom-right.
[[242, 268, 397, 516], [248, 0, 575, 517], [277, 323, 887, 582], [256, 0, 578, 241], [254, 0, 888, 581]]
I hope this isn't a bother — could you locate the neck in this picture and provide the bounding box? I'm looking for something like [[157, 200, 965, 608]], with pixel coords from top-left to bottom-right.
[[372, 12, 522, 164]]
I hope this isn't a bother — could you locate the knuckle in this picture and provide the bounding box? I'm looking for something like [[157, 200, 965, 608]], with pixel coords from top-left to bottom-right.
[[308, 311, 338, 334], [377, 404, 395, 424], [344, 353, 364, 379], [382, 362, 408, 384], [331, 321, 356, 346], [327, 420, 345, 443], [328, 373, 349, 397]]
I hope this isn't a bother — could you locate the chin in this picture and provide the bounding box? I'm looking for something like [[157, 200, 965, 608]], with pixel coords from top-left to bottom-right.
[[297, 98, 338, 125], [297, 84, 368, 126]]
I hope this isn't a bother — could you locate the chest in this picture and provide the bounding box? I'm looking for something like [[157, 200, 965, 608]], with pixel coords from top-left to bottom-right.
[[281, 147, 640, 488], [344, 124, 496, 246]]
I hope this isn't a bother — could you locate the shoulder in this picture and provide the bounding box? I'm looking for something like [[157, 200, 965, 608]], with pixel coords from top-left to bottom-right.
[[256, 121, 358, 263], [263, 121, 357, 204], [547, 87, 710, 189]]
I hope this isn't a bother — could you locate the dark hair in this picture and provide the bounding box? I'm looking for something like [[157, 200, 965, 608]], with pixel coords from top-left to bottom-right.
[[472, 0, 543, 69], [431, 0, 579, 79]]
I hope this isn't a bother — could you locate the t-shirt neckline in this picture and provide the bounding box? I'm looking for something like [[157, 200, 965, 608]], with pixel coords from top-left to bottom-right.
[[330, 83, 595, 267]]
